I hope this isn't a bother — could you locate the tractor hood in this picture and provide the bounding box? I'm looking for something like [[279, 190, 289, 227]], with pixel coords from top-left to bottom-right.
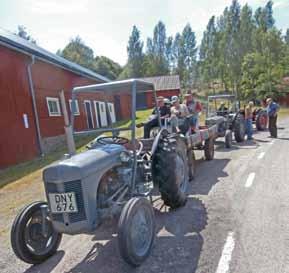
[[205, 116, 226, 126], [43, 144, 126, 183]]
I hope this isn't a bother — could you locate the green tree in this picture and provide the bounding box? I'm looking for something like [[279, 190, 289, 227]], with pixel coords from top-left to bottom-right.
[[58, 36, 95, 70], [94, 56, 122, 80], [254, 1, 275, 32], [15, 25, 36, 44], [239, 4, 255, 57], [241, 29, 285, 99], [126, 25, 144, 77], [181, 24, 197, 88], [200, 16, 219, 90], [145, 21, 170, 76], [224, 0, 242, 93], [59, 36, 122, 79], [285, 29, 289, 45]]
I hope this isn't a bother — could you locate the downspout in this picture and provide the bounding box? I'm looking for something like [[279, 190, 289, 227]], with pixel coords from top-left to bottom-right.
[[27, 55, 44, 156]]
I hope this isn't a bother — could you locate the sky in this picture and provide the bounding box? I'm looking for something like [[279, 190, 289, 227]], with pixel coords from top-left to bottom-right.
[[0, 0, 288, 66]]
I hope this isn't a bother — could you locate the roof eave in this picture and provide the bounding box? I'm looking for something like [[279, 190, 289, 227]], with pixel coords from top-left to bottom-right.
[[0, 38, 110, 83]]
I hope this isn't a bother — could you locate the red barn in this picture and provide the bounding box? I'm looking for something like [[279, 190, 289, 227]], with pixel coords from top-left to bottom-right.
[[136, 75, 181, 109], [0, 29, 123, 168]]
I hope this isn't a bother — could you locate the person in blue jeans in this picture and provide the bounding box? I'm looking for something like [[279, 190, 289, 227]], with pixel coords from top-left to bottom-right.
[[245, 101, 254, 140]]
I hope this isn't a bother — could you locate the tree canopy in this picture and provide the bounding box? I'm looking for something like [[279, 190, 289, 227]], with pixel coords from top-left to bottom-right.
[[57, 36, 122, 80], [15, 25, 36, 44]]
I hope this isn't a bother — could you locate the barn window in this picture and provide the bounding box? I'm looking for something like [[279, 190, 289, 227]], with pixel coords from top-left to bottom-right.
[[46, 97, 61, 116], [69, 99, 80, 116]]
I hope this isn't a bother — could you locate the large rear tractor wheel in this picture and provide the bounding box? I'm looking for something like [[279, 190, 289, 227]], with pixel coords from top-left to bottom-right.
[[256, 110, 268, 131], [152, 137, 189, 209], [234, 115, 246, 142], [118, 197, 155, 267], [11, 201, 62, 264], [204, 138, 215, 160]]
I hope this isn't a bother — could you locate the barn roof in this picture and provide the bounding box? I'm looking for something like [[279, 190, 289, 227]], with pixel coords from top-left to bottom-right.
[[0, 28, 110, 83], [139, 75, 180, 91]]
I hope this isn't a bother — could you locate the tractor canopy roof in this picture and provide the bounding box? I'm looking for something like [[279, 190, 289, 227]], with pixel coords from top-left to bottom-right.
[[72, 79, 155, 95], [208, 94, 236, 100]]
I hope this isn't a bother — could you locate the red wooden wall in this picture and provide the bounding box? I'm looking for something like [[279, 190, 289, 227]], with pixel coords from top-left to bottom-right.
[[146, 89, 180, 108], [0, 46, 39, 167]]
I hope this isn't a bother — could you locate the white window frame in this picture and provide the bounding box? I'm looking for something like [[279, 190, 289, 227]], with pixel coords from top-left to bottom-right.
[[69, 99, 80, 116], [46, 97, 61, 117]]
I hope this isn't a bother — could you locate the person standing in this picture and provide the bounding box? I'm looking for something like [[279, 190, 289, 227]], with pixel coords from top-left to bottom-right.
[[184, 92, 202, 132], [266, 98, 279, 138], [245, 101, 254, 140]]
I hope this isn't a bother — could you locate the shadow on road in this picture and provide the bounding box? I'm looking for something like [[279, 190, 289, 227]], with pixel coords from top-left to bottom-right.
[[215, 140, 259, 152], [62, 197, 206, 273], [277, 137, 289, 141], [192, 158, 230, 195], [24, 250, 65, 273]]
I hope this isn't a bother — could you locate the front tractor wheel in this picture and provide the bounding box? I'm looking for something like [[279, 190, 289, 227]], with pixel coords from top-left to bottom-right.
[[118, 197, 155, 267], [152, 137, 189, 209], [225, 130, 233, 148], [234, 115, 246, 142], [11, 201, 62, 264], [204, 138, 215, 160]]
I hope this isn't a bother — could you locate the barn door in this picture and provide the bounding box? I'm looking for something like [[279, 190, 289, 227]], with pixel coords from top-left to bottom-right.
[[114, 95, 122, 121], [108, 103, 116, 123], [84, 100, 94, 129], [98, 101, 108, 127], [136, 93, 147, 110]]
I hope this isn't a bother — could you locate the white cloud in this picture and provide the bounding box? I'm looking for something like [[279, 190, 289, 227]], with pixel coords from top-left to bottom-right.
[[25, 0, 89, 14], [274, 0, 289, 8]]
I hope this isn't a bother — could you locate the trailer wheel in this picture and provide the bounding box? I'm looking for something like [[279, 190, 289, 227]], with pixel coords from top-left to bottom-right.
[[152, 137, 189, 209], [11, 201, 62, 264], [187, 149, 196, 181], [225, 130, 233, 148], [204, 138, 214, 160], [256, 110, 268, 131], [234, 115, 246, 142], [118, 197, 155, 267]]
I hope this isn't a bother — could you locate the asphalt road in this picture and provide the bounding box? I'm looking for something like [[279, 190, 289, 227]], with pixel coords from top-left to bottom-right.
[[1, 117, 289, 273]]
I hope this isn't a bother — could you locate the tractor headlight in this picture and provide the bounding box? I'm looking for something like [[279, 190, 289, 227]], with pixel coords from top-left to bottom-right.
[[120, 151, 131, 163]]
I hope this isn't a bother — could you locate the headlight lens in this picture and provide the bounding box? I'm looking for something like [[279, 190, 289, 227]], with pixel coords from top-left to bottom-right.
[[120, 151, 131, 162]]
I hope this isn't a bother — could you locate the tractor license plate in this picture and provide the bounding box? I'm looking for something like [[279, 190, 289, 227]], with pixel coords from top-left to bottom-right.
[[49, 192, 78, 213]]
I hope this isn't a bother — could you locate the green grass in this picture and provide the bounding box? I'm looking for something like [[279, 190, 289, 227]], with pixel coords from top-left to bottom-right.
[[278, 107, 289, 118], [0, 109, 153, 188]]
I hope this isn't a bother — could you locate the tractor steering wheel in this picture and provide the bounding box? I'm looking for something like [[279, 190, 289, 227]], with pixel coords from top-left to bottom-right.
[[96, 136, 129, 145]]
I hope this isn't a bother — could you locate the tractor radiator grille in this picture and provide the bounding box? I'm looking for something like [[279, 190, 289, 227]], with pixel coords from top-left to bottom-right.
[[46, 180, 86, 223], [64, 180, 86, 223]]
